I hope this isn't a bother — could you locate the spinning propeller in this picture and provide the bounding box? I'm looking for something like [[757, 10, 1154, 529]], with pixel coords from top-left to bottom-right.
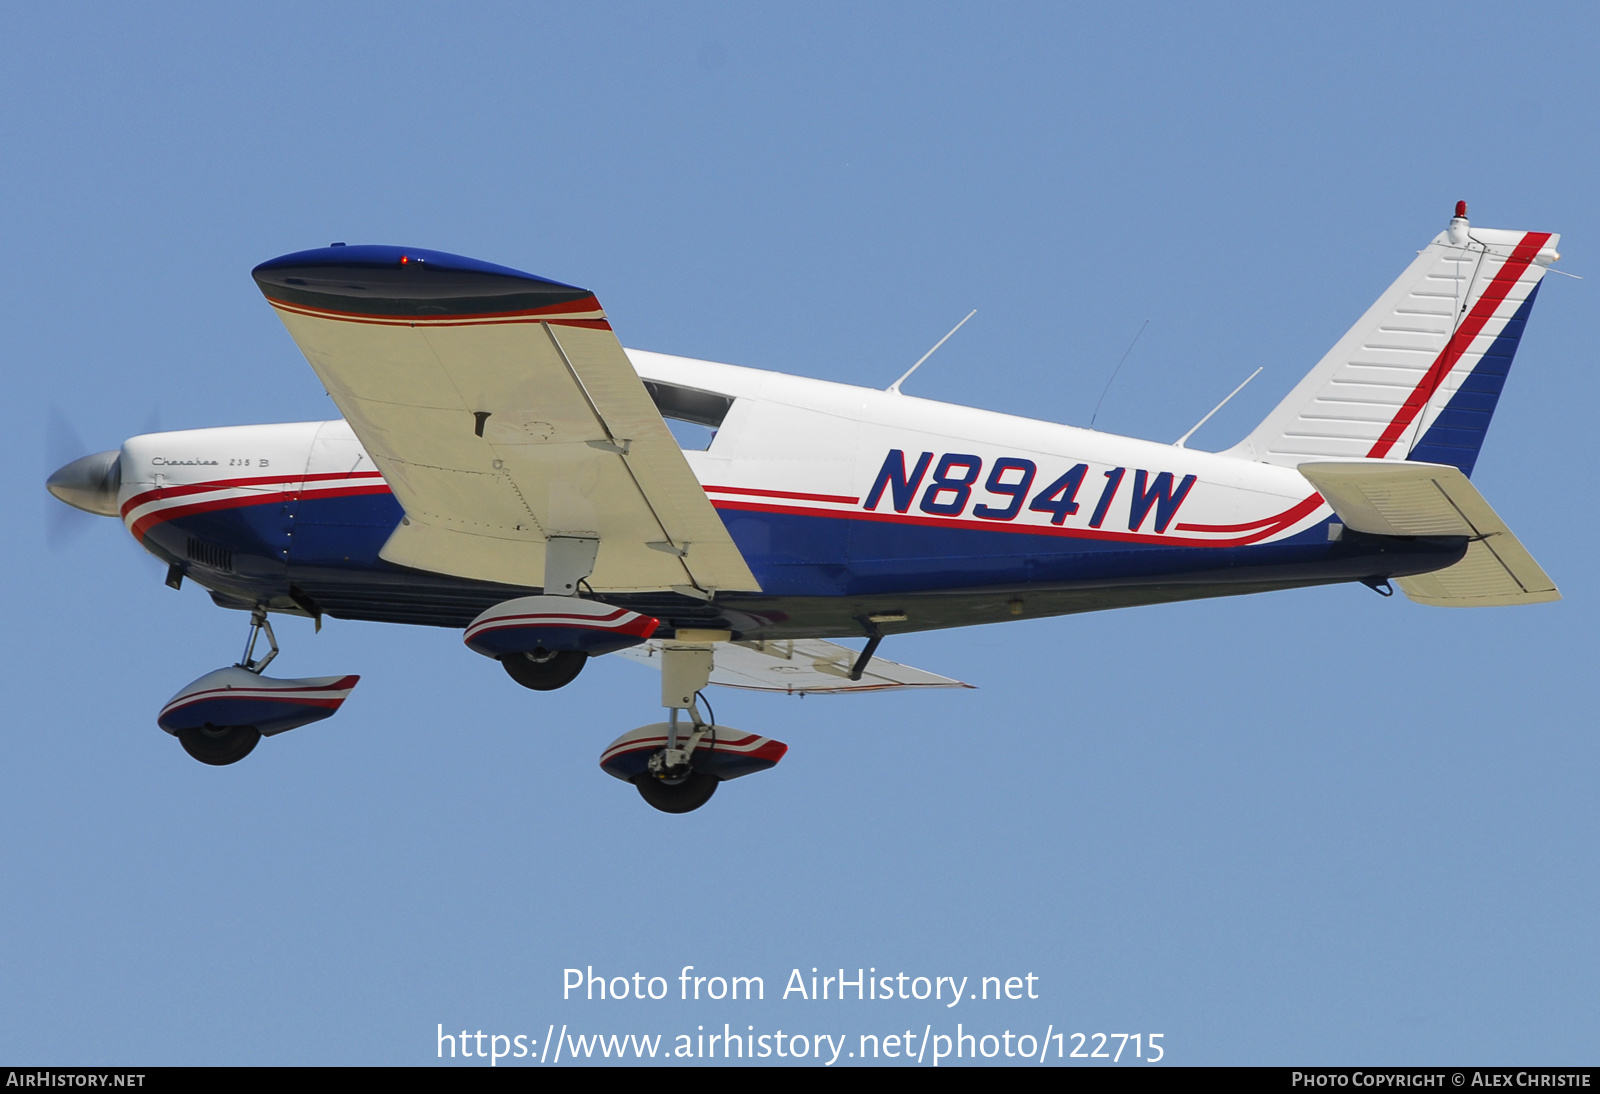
[[45, 405, 159, 547]]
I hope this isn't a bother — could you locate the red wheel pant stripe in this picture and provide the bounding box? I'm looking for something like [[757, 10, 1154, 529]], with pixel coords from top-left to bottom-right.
[[164, 675, 361, 707], [465, 617, 658, 642]]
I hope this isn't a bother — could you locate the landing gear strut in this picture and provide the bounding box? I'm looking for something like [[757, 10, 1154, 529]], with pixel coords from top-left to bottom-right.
[[628, 637, 725, 814], [239, 608, 278, 673]]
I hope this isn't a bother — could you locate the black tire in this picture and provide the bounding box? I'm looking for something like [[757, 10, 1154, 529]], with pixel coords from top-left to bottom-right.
[[632, 771, 719, 814], [500, 650, 587, 691], [176, 724, 261, 766]]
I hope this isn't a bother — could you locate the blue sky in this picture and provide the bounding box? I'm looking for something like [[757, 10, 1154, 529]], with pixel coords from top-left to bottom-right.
[[4, 2, 1597, 1065]]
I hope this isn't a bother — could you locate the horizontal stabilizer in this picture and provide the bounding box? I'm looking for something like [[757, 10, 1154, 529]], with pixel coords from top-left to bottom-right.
[[616, 638, 973, 694], [1298, 461, 1558, 607]]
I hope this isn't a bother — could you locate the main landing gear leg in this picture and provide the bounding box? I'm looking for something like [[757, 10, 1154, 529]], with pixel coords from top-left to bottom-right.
[[632, 636, 722, 813]]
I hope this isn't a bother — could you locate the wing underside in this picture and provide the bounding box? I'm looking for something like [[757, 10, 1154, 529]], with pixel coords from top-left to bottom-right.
[[618, 638, 973, 694], [253, 246, 759, 595]]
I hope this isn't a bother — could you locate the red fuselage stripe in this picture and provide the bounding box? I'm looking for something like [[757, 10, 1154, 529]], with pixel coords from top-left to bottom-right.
[[703, 485, 862, 504], [128, 483, 392, 540], [128, 478, 1327, 550], [1174, 514, 1286, 533], [121, 472, 387, 519], [711, 493, 1325, 548]]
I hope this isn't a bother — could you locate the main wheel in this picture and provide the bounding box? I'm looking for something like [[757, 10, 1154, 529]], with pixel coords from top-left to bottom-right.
[[632, 771, 719, 814], [176, 724, 261, 766], [500, 649, 587, 691]]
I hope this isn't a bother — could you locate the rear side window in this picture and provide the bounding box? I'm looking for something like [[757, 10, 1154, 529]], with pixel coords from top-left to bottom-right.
[[642, 380, 734, 450]]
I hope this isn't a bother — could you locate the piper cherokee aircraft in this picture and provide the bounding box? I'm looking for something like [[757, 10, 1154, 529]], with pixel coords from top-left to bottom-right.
[[47, 203, 1563, 812]]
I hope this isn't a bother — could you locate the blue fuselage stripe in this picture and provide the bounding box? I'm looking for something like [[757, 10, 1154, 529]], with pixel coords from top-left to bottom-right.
[[142, 491, 1454, 608]]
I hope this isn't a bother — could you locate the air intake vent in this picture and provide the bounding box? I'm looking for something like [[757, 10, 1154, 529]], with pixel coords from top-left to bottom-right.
[[186, 538, 234, 571]]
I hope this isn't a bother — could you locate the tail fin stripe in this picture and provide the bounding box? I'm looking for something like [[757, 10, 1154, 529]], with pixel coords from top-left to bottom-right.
[[1365, 231, 1550, 459], [1405, 284, 1540, 475]]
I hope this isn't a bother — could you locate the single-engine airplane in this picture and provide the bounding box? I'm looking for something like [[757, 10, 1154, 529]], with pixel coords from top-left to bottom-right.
[[47, 203, 1562, 812]]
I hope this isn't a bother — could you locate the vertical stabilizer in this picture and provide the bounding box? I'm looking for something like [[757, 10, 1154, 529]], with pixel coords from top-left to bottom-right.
[[1230, 205, 1558, 476]]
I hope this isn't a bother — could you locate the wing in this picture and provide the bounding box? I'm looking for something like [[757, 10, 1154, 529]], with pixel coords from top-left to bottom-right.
[[1298, 460, 1558, 606], [252, 245, 759, 595], [617, 638, 973, 694]]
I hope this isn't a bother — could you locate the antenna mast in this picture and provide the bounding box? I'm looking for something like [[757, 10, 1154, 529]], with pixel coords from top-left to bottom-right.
[[1174, 367, 1263, 448], [887, 310, 977, 394], [1089, 320, 1149, 429]]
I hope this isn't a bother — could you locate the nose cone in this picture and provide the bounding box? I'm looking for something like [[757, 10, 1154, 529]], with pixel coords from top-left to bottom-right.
[[47, 450, 122, 516]]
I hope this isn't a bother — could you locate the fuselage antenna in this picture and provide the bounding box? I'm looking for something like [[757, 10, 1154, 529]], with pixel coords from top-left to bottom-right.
[[1174, 366, 1263, 448], [887, 310, 977, 394], [1089, 320, 1149, 429]]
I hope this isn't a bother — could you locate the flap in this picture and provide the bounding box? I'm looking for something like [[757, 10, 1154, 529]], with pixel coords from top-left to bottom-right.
[[252, 245, 759, 595], [616, 638, 973, 694], [1298, 460, 1558, 606]]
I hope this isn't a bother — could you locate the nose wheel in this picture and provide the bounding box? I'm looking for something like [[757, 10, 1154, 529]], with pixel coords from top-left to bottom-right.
[[177, 724, 261, 766]]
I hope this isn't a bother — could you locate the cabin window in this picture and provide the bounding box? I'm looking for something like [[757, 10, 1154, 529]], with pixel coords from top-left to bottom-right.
[[642, 380, 734, 451]]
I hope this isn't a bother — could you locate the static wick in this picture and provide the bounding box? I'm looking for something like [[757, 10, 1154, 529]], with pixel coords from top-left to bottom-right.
[[887, 310, 977, 394]]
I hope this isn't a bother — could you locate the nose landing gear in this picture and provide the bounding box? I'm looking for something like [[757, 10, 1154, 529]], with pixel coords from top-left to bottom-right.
[[172, 608, 272, 766], [157, 608, 361, 766]]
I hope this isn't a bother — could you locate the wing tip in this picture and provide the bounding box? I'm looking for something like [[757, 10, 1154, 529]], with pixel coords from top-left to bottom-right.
[[252, 244, 595, 321]]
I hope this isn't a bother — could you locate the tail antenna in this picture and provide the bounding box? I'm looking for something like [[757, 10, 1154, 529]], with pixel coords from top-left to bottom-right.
[[1175, 367, 1263, 448]]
